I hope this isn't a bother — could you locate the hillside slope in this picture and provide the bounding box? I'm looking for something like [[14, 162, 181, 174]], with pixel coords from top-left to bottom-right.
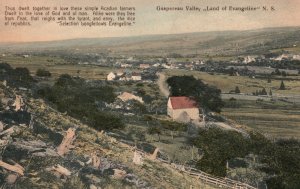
[[0, 84, 221, 189], [1, 27, 299, 56]]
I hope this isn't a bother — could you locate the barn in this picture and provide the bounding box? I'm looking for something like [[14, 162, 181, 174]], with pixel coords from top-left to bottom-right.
[[167, 96, 200, 123]]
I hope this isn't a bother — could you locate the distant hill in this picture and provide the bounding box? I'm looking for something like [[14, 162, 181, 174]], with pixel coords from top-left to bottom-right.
[[1, 26, 300, 56]]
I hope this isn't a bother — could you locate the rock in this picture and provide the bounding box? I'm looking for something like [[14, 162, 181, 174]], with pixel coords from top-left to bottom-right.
[[0, 126, 16, 137], [12, 140, 59, 157], [133, 151, 143, 165], [0, 121, 4, 132], [46, 164, 72, 177], [149, 148, 159, 160], [57, 128, 76, 156], [111, 169, 126, 179], [13, 95, 24, 111], [77, 160, 85, 167], [85, 174, 101, 183], [91, 152, 101, 169], [0, 139, 8, 146], [0, 160, 24, 176], [5, 174, 18, 184]]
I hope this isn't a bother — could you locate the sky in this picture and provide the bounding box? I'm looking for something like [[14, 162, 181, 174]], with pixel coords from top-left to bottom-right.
[[0, 0, 299, 42]]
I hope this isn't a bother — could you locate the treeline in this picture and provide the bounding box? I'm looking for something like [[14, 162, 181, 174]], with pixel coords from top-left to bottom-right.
[[37, 74, 124, 131], [191, 128, 300, 189], [0, 63, 34, 88], [166, 75, 224, 113], [249, 59, 300, 71]]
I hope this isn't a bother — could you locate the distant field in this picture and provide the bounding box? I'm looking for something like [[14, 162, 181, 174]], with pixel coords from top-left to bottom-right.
[[164, 69, 300, 95], [222, 100, 300, 139], [1, 27, 299, 57], [270, 46, 300, 54], [0, 55, 116, 80]]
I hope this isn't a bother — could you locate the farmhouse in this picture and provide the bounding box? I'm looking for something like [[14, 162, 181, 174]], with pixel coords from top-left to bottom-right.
[[121, 63, 132, 68], [167, 96, 199, 123], [107, 72, 116, 81], [131, 73, 142, 81]]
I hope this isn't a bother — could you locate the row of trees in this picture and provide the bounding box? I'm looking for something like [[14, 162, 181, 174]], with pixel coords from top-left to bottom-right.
[[166, 75, 224, 113], [235, 80, 286, 96], [191, 128, 300, 189]]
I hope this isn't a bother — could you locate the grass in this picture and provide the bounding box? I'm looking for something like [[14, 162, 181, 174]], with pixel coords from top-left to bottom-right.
[[222, 99, 300, 139], [0, 54, 123, 80], [114, 121, 199, 164], [270, 46, 300, 54], [163, 69, 300, 95]]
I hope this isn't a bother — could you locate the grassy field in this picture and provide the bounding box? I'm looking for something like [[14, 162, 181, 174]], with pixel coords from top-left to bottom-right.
[[164, 69, 300, 95], [270, 46, 300, 54], [0, 54, 117, 80], [222, 100, 300, 139], [114, 122, 199, 164]]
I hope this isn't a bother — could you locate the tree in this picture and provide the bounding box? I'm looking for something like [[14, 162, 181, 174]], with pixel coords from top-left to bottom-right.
[[227, 97, 239, 108], [234, 86, 240, 94], [269, 89, 273, 96], [275, 68, 281, 75], [37, 74, 122, 131], [148, 126, 162, 142], [229, 67, 236, 76], [267, 77, 272, 83], [261, 88, 267, 95], [192, 128, 250, 177], [281, 71, 287, 77], [279, 80, 286, 90], [166, 76, 224, 113], [129, 100, 147, 115], [36, 68, 51, 77]]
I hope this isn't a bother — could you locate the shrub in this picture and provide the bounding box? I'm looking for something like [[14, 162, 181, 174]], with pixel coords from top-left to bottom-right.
[[36, 68, 51, 77], [279, 80, 286, 90], [37, 74, 123, 131]]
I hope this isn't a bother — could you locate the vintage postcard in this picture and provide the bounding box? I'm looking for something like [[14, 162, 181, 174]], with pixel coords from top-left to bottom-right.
[[0, 0, 299, 188]]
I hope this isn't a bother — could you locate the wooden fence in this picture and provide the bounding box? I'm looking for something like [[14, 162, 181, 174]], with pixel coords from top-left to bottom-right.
[[134, 148, 257, 189]]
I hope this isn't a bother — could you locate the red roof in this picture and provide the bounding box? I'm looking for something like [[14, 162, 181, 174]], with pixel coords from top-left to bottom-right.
[[169, 96, 198, 109]]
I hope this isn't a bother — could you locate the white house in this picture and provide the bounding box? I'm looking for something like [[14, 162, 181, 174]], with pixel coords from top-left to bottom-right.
[[153, 63, 160, 67], [116, 70, 125, 76], [274, 54, 290, 61], [131, 73, 142, 81], [117, 92, 144, 104], [107, 72, 116, 81], [139, 64, 150, 69], [121, 63, 132, 68], [293, 55, 300, 60], [243, 56, 256, 64], [167, 96, 199, 123]]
